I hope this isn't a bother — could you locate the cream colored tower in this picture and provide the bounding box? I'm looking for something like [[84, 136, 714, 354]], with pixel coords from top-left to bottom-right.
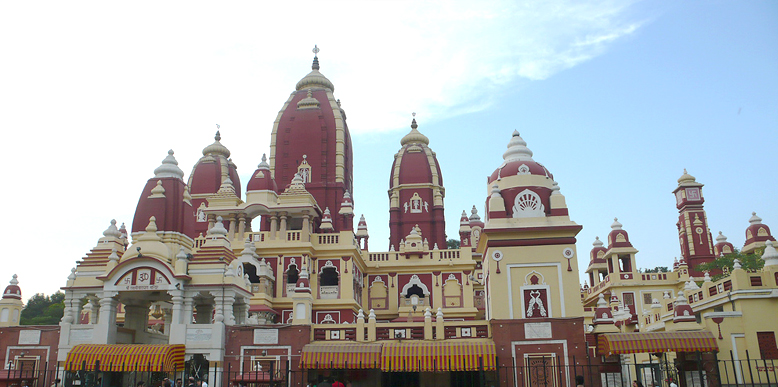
[[478, 132, 588, 374], [0, 275, 24, 327]]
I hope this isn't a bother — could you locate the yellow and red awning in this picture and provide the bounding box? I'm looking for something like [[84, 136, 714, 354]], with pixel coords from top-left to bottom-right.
[[65, 344, 186, 372], [300, 343, 382, 369], [598, 331, 718, 356], [381, 341, 496, 372]]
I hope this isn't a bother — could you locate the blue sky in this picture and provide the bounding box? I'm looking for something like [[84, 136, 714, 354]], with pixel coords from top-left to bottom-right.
[[1, 1, 775, 298]]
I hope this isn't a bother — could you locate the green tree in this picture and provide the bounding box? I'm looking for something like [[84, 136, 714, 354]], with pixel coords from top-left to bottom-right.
[[642, 266, 669, 273], [446, 238, 460, 249], [695, 248, 764, 281], [20, 292, 65, 325]]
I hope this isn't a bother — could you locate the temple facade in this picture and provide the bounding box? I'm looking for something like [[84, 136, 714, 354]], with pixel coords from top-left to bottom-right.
[[2, 49, 777, 387]]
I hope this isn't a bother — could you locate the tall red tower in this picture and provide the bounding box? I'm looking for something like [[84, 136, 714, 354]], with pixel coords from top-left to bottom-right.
[[388, 116, 446, 250], [673, 169, 715, 276], [268, 47, 354, 231]]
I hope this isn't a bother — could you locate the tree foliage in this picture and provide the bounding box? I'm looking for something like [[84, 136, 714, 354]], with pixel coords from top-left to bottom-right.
[[20, 292, 65, 325], [446, 238, 460, 250], [640, 266, 670, 273], [695, 248, 765, 281]]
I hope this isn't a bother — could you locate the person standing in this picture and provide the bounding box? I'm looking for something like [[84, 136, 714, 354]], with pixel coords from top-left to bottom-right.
[[331, 379, 344, 387]]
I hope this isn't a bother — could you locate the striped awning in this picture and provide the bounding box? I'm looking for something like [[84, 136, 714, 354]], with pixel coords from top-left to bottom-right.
[[381, 341, 496, 372], [65, 344, 186, 372], [598, 331, 719, 356], [300, 343, 382, 369]]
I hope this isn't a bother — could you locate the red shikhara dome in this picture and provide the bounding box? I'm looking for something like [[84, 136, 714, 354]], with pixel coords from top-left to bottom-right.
[[388, 117, 446, 250], [132, 150, 196, 238], [267, 52, 353, 232]]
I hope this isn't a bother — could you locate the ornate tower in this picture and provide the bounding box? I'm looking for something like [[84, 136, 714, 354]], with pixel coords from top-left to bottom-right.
[[388, 116, 446, 250], [268, 47, 354, 232], [478, 131, 586, 371], [187, 132, 241, 239], [673, 170, 715, 276]]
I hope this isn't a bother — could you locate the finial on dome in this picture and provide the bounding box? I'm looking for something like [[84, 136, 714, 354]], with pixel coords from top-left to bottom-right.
[[400, 113, 429, 146], [502, 131, 534, 161], [677, 168, 696, 185], [749, 212, 762, 225], [203, 130, 231, 157], [611, 217, 623, 230], [762, 240, 778, 266], [146, 216, 158, 233], [593, 237, 603, 247], [469, 205, 481, 221], [103, 219, 122, 239], [10, 274, 18, 286], [312, 45, 320, 70], [258, 153, 269, 169], [154, 149, 185, 179], [716, 231, 727, 243]]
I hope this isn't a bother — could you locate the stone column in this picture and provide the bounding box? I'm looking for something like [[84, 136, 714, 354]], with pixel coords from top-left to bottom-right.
[[88, 298, 99, 324], [301, 213, 310, 242], [269, 214, 278, 240], [223, 291, 236, 326], [367, 309, 377, 341], [183, 295, 194, 324], [237, 214, 247, 242], [170, 292, 184, 325], [279, 213, 288, 240], [228, 215, 237, 240], [356, 309, 365, 342], [435, 308, 445, 340], [93, 292, 118, 344], [424, 308, 433, 340]]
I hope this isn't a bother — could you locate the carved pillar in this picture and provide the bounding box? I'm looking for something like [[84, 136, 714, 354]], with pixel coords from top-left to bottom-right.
[[269, 214, 278, 240], [183, 296, 194, 324], [237, 214, 247, 242], [88, 298, 99, 324], [228, 215, 237, 240], [279, 213, 288, 240], [223, 291, 236, 326], [301, 213, 310, 242], [170, 292, 184, 325]]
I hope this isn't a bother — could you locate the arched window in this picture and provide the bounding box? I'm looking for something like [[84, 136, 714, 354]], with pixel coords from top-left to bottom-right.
[[0, 308, 8, 322], [287, 265, 299, 284], [321, 267, 339, 286], [243, 263, 260, 283], [405, 285, 425, 299]]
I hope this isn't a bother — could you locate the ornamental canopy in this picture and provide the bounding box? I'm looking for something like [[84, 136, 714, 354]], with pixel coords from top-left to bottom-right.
[[598, 331, 718, 356], [381, 340, 496, 372], [65, 344, 186, 372], [300, 343, 382, 370]]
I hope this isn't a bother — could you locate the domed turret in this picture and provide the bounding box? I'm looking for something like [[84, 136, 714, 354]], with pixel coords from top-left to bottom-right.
[[0, 275, 23, 327], [132, 150, 195, 239], [247, 154, 278, 192], [743, 212, 776, 253], [187, 131, 240, 238], [267, 47, 353, 233], [485, 131, 561, 220], [2, 275, 21, 300], [607, 218, 633, 248], [388, 115, 446, 250], [714, 231, 735, 256], [590, 237, 607, 263]]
